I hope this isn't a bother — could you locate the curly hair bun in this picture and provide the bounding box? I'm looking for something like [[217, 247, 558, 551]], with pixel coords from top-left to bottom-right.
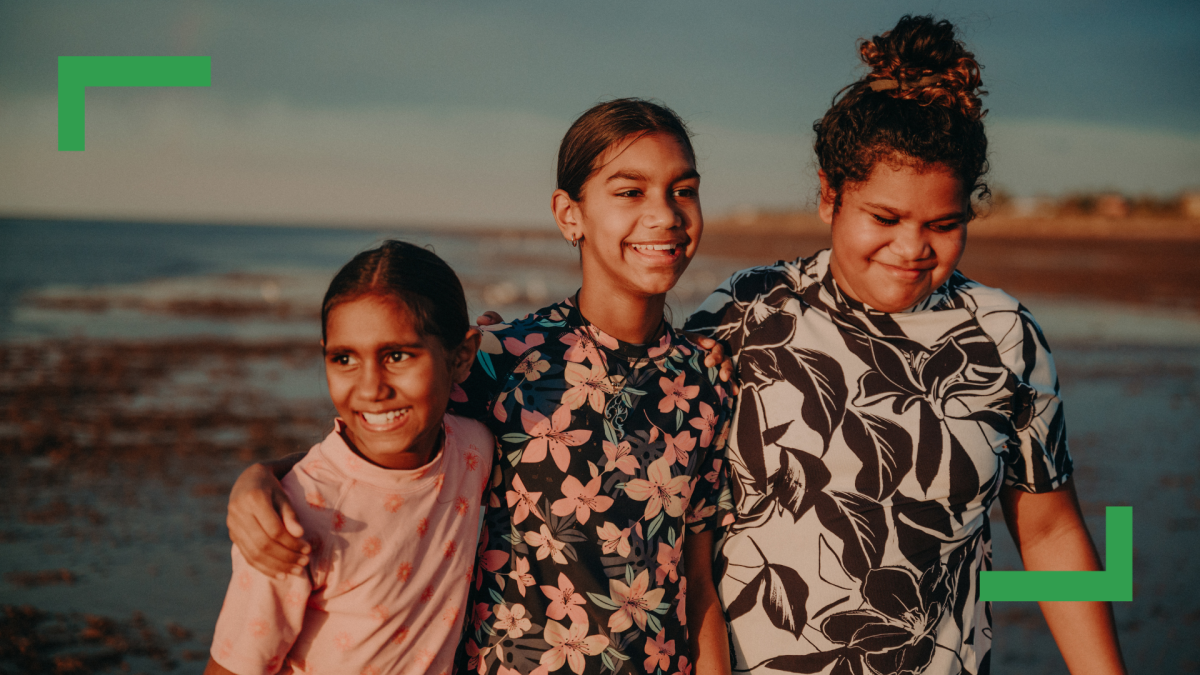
[[860, 15, 986, 122]]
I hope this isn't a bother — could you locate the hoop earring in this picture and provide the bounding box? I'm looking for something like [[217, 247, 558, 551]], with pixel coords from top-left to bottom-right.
[[570, 236, 580, 248]]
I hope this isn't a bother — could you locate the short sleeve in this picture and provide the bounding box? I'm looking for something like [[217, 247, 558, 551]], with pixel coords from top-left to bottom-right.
[[979, 301, 1073, 493], [447, 325, 523, 422], [209, 545, 310, 675], [684, 381, 737, 533]]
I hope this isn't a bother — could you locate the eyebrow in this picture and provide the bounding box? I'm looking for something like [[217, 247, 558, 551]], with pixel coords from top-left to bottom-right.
[[863, 202, 964, 221], [604, 168, 701, 184]]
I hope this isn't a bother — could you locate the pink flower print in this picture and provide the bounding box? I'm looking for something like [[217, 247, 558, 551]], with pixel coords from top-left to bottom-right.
[[383, 494, 403, 513], [524, 524, 568, 564], [445, 541, 458, 559], [689, 401, 718, 448], [656, 537, 684, 585], [673, 655, 693, 675], [704, 459, 723, 486], [417, 517, 429, 537], [371, 604, 389, 621], [506, 474, 544, 524], [442, 606, 460, 625], [521, 406, 593, 472], [562, 362, 612, 413], [478, 323, 510, 355], [560, 328, 611, 367], [493, 602, 533, 639], [266, 656, 283, 673], [480, 549, 510, 575], [305, 491, 326, 509], [465, 452, 479, 471], [504, 333, 545, 356], [420, 585, 435, 603], [624, 457, 690, 520], [541, 572, 587, 623], [676, 577, 688, 625], [602, 440, 639, 475], [396, 562, 412, 582], [662, 431, 696, 467], [332, 511, 346, 531], [643, 629, 675, 673], [249, 618, 269, 637], [472, 602, 492, 629], [455, 496, 470, 516], [361, 666, 381, 675], [498, 667, 521, 675], [658, 373, 699, 413], [513, 350, 551, 381], [550, 475, 613, 524], [362, 536, 382, 558], [606, 569, 667, 632], [415, 649, 436, 669], [508, 555, 536, 596], [333, 631, 353, 651], [466, 639, 488, 675], [236, 570, 252, 589], [540, 619, 610, 675], [647, 332, 673, 359], [390, 624, 409, 645], [596, 521, 632, 557]]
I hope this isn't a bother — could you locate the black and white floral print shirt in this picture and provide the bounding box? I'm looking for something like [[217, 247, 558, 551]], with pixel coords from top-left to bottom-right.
[[684, 250, 1072, 675]]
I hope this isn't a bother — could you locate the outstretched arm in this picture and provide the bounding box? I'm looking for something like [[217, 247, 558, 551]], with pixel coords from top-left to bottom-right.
[[1000, 480, 1126, 675], [226, 453, 309, 578], [684, 530, 731, 675]]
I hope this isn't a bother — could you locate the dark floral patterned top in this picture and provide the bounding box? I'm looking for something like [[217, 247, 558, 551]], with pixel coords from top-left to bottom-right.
[[684, 250, 1072, 675], [452, 297, 735, 675]]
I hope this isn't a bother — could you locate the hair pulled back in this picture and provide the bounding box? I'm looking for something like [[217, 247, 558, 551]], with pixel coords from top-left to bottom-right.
[[557, 98, 695, 202], [814, 15, 989, 216], [321, 240, 468, 350]]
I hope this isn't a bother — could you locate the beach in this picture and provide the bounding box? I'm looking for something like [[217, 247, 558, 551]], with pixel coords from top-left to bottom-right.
[[1, 217, 1198, 673]]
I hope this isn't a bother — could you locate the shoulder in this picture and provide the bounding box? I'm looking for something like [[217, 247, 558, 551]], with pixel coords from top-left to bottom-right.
[[686, 252, 822, 338], [283, 433, 348, 522], [943, 271, 1055, 380], [444, 413, 495, 448]]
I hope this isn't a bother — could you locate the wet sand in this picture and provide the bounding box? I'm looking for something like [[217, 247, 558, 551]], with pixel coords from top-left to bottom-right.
[[2, 225, 1199, 673]]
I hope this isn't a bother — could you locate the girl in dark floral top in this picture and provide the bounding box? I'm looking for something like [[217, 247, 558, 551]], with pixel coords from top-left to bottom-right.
[[682, 15, 1125, 675], [226, 99, 737, 675]]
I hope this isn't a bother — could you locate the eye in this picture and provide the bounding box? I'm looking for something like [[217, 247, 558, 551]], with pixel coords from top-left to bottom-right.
[[673, 186, 698, 199], [929, 221, 962, 233], [327, 353, 352, 366], [871, 214, 899, 226], [615, 188, 643, 198], [385, 351, 411, 363]]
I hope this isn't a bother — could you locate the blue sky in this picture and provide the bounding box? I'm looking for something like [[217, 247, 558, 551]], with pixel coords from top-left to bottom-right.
[[1, 0, 1197, 226]]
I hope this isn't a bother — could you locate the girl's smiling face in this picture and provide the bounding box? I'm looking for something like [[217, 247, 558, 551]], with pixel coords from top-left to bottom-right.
[[821, 161, 969, 313], [322, 294, 476, 470], [555, 132, 702, 303]]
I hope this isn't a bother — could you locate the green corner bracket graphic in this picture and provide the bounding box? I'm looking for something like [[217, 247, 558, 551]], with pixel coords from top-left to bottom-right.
[[980, 506, 1132, 602], [58, 56, 212, 151]]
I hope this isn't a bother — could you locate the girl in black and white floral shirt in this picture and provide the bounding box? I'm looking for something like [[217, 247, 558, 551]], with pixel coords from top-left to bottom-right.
[[685, 15, 1125, 675]]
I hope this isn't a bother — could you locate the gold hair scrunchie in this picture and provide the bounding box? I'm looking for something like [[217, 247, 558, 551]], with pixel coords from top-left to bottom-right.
[[869, 74, 942, 91]]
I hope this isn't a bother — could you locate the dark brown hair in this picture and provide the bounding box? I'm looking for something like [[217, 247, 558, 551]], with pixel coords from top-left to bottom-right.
[[557, 98, 696, 201], [814, 15, 989, 216], [321, 240, 468, 350]]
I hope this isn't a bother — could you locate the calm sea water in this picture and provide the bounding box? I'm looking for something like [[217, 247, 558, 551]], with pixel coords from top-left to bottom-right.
[[2, 219, 1198, 673]]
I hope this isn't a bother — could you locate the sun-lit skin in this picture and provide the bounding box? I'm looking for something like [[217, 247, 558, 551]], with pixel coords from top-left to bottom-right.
[[322, 294, 478, 471], [552, 132, 703, 344], [821, 161, 970, 313]]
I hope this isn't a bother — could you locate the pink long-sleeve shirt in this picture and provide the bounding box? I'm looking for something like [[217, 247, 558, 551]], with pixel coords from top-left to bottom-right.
[[211, 414, 494, 675]]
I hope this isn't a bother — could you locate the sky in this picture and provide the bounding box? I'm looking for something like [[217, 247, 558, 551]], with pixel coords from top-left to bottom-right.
[[1, 0, 1198, 227]]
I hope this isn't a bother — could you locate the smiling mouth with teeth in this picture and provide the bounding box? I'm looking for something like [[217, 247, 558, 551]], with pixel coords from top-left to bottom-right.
[[629, 243, 683, 254], [361, 409, 408, 425]]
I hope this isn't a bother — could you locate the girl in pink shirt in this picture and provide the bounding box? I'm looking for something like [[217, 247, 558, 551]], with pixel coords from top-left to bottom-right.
[[206, 241, 491, 675]]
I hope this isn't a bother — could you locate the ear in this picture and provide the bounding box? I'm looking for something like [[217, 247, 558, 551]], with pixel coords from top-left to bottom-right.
[[449, 328, 482, 384], [817, 170, 836, 226], [552, 188, 583, 245]]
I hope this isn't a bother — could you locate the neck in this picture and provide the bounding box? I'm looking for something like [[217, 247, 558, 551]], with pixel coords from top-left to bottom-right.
[[576, 284, 666, 344]]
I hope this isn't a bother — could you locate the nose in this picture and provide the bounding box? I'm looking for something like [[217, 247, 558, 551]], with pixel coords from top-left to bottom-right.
[[642, 190, 683, 229], [890, 223, 932, 261], [358, 361, 393, 401]]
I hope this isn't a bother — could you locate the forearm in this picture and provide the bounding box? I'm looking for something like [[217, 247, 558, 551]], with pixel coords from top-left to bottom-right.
[[1003, 484, 1126, 675], [684, 531, 731, 675], [1020, 524, 1125, 674]]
